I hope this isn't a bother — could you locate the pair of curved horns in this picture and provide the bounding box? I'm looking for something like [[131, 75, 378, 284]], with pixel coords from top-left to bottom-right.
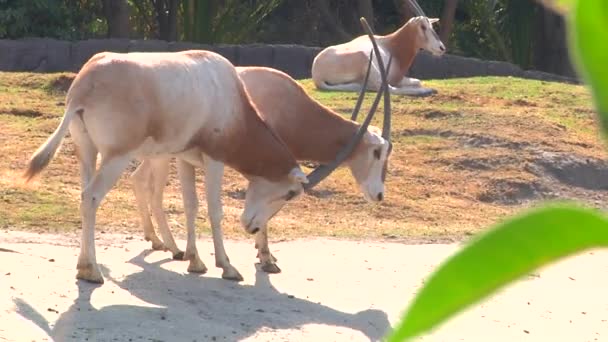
[[406, 0, 426, 17], [304, 17, 392, 190]]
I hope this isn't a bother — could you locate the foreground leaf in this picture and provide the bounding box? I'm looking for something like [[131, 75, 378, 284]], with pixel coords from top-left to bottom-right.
[[387, 206, 608, 341], [569, 0, 608, 137]]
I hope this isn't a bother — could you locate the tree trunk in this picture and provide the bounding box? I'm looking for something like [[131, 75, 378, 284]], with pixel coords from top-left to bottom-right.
[[153, 0, 179, 41], [315, 0, 352, 42], [439, 0, 458, 44], [102, 0, 131, 38], [167, 0, 179, 41], [153, 0, 168, 40], [532, 6, 576, 77], [357, 0, 374, 31]]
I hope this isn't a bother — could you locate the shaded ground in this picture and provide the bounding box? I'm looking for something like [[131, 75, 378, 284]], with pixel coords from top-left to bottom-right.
[[2, 231, 608, 341], [0, 72, 606, 242]]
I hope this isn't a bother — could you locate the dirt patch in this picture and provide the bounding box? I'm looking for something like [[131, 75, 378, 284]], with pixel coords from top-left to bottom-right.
[[478, 179, 549, 205], [533, 152, 608, 190], [510, 99, 537, 107], [428, 93, 466, 104], [451, 156, 520, 171], [401, 129, 531, 150], [8, 108, 45, 118], [48, 75, 75, 93], [422, 110, 462, 120]]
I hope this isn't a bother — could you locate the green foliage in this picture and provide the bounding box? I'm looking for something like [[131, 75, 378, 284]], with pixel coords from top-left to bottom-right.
[[385, 0, 608, 340], [0, 0, 104, 40], [569, 0, 608, 135], [450, 0, 539, 68], [181, 0, 283, 44]]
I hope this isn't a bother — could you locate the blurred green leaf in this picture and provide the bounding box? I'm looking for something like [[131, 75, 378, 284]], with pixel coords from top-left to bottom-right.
[[568, 0, 608, 137], [387, 205, 608, 341]]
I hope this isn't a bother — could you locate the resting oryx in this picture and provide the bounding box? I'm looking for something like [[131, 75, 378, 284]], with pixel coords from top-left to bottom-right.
[[131, 19, 393, 279], [312, 0, 445, 96], [22, 50, 312, 284]]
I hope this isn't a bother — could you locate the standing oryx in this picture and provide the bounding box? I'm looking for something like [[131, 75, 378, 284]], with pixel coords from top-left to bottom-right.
[[312, 0, 445, 96], [131, 19, 393, 280], [22, 50, 314, 284]]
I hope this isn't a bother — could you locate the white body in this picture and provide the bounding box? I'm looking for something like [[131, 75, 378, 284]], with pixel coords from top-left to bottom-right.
[[312, 16, 445, 96]]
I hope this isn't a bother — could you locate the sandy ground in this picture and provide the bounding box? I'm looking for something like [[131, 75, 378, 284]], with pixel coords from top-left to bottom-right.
[[1, 231, 608, 342]]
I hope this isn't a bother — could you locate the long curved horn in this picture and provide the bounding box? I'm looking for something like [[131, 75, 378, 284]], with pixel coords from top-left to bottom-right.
[[351, 48, 373, 121], [359, 17, 392, 140], [382, 57, 391, 140], [304, 17, 390, 190], [406, 0, 425, 17]]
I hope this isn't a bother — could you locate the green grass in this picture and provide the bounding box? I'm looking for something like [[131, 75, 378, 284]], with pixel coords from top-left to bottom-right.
[[0, 71, 603, 242]]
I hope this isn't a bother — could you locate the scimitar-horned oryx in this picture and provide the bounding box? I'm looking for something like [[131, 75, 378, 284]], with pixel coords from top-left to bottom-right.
[[312, 0, 445, 96]]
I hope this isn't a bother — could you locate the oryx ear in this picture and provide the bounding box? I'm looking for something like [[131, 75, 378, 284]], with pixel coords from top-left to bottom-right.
[[428, 18, 440, 24], [289, 168, 309, 184]]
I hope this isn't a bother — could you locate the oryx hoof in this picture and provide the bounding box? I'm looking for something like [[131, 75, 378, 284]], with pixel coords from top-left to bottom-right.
[[76, 263, 104, 284], [150, 240, 166, 251], [173, 251, 185, 260], [222, 266, 244, 282], [269, 253, 278, 263], [187, 259, 208, 274], [261, 262, 282, 274], [417, 88, 437, 97], [256, 251, 278, 263]]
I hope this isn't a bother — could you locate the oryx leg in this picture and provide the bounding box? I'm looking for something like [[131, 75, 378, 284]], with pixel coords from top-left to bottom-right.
[[255, 228, 281, 274], [70, 117, 97, 192], [203, 155, 243, 281], [176, 159, 207, 274], [255, 237, 277, 263], [390, 85, 436, 96], [131, 159, 166, 251], [368, 62, 435, 96], [391, 73, 435, 96], [77, 154, 131, 283], [148, 158, 184, 260], [397, 76, 422, 88]]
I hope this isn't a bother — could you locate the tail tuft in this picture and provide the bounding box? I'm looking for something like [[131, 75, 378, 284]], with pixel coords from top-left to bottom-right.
[[23, 148, 55, 183], [22, 108, 80, 183]]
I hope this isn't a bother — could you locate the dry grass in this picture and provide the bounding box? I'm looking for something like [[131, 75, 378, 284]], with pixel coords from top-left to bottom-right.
[[0, 72, 605, 243]]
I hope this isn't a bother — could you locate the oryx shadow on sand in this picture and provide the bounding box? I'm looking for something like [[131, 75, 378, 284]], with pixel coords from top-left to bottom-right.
[[14, 250, 390, 341]]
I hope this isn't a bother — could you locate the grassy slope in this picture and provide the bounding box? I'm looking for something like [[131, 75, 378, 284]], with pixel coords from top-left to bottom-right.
[[0, 72, 604, 242]]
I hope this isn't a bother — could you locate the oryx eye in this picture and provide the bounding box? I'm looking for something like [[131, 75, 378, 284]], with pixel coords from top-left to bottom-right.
[[373, 148, 382, 160], [421, 25, 427, 32], [285, 190, 298, 201]]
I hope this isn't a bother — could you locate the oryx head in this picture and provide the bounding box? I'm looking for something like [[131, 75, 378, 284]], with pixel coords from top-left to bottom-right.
[[303, 17, 394, 203], [347, 125, 392, 202], [406, 0, 446, 56], [241, 167, 308, 234]]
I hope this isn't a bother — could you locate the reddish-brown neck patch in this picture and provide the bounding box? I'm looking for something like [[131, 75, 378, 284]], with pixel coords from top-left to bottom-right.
[[240, 69, 362, 165], [189, 87, 299, 182], [273, 101, 361, 165], [385, 22, 420, 83]]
